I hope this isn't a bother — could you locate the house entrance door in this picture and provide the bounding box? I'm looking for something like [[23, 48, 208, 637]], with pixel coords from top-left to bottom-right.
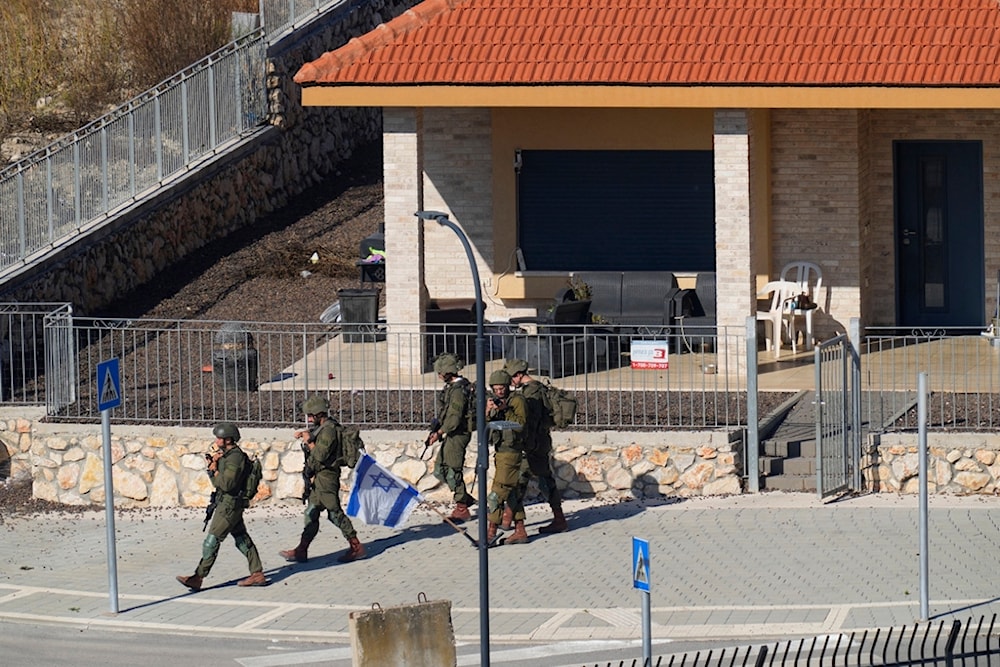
[[894, 141, 984, 328]]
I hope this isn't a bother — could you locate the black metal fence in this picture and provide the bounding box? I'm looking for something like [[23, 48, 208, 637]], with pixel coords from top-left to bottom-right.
[[590, 616, 999, 667]]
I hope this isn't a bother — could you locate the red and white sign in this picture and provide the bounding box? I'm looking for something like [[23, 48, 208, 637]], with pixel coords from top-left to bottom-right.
[[630, 340, 669, 369]]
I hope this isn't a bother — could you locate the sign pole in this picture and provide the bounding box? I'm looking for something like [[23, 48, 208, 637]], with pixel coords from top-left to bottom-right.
[[97, 358, 123, 614], [632, 537, 651, 664], [101, 406, 119, 613]]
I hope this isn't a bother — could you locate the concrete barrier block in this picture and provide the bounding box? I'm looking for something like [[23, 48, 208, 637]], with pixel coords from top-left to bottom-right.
[[349, 598, 456, 666]]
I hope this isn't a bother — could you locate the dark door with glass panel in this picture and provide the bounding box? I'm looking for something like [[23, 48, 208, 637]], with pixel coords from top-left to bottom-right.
[[895, 141, 983, 328]]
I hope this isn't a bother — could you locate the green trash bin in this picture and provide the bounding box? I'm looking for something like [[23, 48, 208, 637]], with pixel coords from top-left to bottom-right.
[[337, 288, 381, 343]]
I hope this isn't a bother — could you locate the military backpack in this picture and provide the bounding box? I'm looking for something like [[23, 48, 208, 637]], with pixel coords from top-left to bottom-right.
[[340, 427, 366, 468], [545, 384, 578, 429], [242, 454, 263, 501]]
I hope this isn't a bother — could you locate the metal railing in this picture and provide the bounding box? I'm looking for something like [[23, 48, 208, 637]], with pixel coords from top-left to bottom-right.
[[0, 0, 368, 283], [0, 302, 71, 405], [260, 0, 353, 41], [862, 327, 1000, 432], [0, 34, 268, 279], [41, 317, 749, 429], [590, 615, 999, 666]]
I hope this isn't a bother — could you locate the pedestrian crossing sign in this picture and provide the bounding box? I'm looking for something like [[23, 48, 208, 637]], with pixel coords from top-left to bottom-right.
[[97, 358, 122, 411], [632, 537, 650, 591]]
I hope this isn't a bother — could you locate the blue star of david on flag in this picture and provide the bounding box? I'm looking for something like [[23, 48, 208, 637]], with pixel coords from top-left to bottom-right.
[[346, 453, 421, 528]]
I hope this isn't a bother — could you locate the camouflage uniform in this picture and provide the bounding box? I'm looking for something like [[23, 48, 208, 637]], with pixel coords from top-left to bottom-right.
[[515, 379, 561, 510], [280, 395, 366, 563], [196, 445, 262, 577], [433, 375, 476, 507], [486, 378, 528, 528], [301, 418, 357, 543], [177, 423, 267, 590]]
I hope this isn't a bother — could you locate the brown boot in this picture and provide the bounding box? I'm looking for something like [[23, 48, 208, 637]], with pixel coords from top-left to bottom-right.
[[176, 574, 203, 591], [486, 522, 499, 546], [448, 503, 471, 523], [499, 505, 513, 531], [238, 571, 269, 587], [279, 538, 310, 563], [538, 504, 568, 534], [337, 537, 366, 563], [503, 520, 530, 545]]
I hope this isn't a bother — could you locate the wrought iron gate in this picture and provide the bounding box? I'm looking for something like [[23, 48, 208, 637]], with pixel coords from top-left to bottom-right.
[[43, 303, 76, 412], [814, 332, 862, 498]]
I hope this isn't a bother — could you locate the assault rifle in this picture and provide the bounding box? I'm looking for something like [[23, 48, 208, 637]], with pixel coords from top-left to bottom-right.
[[421, 418, 441, 460], [203, 490, 218, 531], [202, 451, 218, 531], [298, 438, 314, 504]]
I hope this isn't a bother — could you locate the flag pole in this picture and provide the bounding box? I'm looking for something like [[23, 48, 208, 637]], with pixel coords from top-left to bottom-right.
[[420, 500, 479, 546]]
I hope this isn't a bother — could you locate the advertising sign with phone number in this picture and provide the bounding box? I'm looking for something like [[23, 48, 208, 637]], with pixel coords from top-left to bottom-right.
[[630, 340, 669, 369]]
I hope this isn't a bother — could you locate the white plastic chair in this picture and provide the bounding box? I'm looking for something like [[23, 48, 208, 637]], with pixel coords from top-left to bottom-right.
[[756, 280, 799, 358], [779, 261, 823, 351]]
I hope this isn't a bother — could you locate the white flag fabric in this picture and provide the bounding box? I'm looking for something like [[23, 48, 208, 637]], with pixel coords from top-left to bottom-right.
[[346, 453, 421, 528]]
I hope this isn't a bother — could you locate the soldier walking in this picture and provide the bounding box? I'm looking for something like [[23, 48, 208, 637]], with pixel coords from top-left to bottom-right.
[[177, 423, 268, 590], [426, 353, 477, 522], [505, 358, 569, 534], [485, 369, 529, 545], [279, 395, 366, 563]]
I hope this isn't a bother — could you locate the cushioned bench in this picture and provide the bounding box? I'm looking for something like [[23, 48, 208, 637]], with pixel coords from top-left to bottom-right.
[[570, 271, 680, 327]]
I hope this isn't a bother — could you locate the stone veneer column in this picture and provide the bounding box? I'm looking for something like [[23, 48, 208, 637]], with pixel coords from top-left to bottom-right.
[[713, 110, 755, 376], [384, 108, 425, 373]]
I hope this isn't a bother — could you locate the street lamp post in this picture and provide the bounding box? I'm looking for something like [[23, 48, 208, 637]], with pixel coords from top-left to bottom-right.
[[415, 210, 491, 667]]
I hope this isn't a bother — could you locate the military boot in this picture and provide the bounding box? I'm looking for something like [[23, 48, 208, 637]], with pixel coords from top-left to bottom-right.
[[337, 537, 366, 563], [538, 504, 568, 534], [486, 522, 499, 546], [176, 574, 203, 591], [279, 537, 310, 563], [504, 520, 530, 545], [238, 571, 269, 587], [448, 503, 471, 523], [499, 505, 513, 531]]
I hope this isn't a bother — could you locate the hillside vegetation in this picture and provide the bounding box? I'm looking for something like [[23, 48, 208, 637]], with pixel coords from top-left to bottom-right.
[[0, 0, 257, 157]]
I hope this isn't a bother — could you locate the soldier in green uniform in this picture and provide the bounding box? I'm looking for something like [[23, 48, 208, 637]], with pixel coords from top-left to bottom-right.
[[279, 395, 366, 563], [427, 353, 476, 522], [485, 369, 530, 545], [177, 422, 268, 590], [505, 358, 568, 533]]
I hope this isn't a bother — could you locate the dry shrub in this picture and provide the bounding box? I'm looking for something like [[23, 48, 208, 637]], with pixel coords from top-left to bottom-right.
[[119, 0, 258, 89], [0, 0, 63, 132], [0, 0, 258, 134]]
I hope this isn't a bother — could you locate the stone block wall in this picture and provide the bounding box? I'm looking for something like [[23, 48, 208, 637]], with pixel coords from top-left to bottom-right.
[[10, 413, 744, 507], [871, 432, 1000, 494]]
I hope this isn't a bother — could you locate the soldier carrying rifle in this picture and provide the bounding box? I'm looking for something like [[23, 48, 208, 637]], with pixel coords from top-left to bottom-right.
[[427, 354, 476, 523], [176, 423, 268, 591]]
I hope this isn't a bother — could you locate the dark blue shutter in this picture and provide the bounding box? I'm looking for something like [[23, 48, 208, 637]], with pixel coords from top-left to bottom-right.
[[517, 150, 715, 271]]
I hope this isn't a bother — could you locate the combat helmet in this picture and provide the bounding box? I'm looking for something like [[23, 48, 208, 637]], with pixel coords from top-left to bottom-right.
[[433, 353, 463, 376], [489, 369, 512, 387], [302, 395, 330, 415], [503, 358, 529, 375], [212, 422, 241, 442]]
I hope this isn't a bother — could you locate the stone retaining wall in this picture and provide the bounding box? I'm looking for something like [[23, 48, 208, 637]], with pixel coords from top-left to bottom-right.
[[871, 432, 1000, 494], [3, 412, 743, 506], [0, 0, 419, 312]]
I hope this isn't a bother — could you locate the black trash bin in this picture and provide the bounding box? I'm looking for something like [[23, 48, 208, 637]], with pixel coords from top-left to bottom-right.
[[337, 288, 381, 343], [212, 322, 258, 390]]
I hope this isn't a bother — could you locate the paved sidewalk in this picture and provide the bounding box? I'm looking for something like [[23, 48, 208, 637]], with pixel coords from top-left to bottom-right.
[[2, 492, 1000, 646]]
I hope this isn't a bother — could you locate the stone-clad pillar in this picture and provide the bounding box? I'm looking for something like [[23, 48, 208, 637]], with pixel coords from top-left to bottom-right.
[[714, 110, 755, 376], [384, 108, 425, 373]]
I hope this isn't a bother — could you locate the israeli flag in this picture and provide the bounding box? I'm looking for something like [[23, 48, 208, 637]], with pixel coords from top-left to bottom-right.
[[346, 454, 421, 528]]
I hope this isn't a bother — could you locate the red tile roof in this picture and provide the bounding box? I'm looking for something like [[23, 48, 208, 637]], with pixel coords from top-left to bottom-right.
[[295, 0, 1000, 88]]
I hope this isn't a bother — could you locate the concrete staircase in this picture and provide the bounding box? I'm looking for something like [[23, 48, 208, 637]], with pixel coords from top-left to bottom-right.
[[758, 391, 818, 492]]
